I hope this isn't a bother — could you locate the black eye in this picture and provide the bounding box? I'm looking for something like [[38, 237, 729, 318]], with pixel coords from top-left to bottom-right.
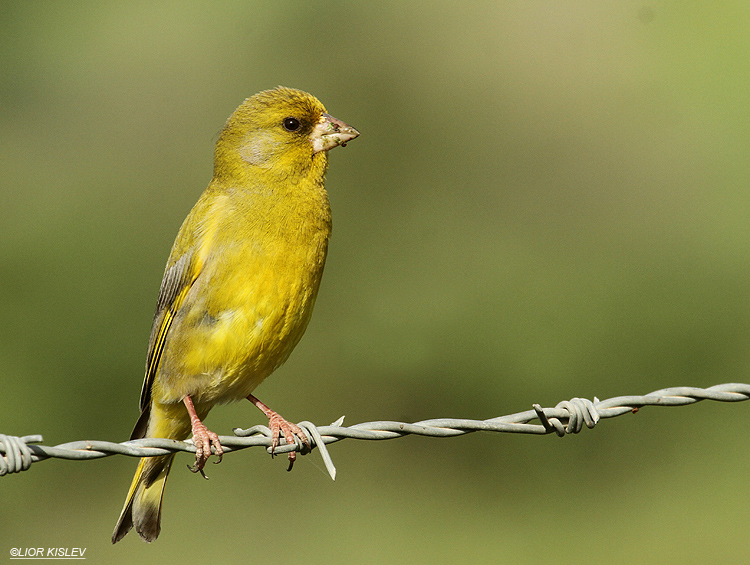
[[282, 117, 301, 132]]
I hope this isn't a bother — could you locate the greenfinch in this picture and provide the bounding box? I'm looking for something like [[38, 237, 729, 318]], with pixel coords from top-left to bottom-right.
[[112, 87, 359, 543]]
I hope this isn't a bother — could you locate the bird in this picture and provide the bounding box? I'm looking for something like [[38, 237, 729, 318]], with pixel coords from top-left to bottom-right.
[[111, 86, 359, 544]]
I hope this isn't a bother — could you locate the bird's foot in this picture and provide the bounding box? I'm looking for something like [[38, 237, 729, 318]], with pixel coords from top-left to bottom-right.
[[247, 394, 310, 471], [183, 395, 223, 477], [188, 420, 223, 476], [268, 413, 310, 471]]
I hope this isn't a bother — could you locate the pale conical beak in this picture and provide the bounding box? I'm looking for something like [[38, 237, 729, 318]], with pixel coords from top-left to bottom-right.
[[311, 113, 360, 153]]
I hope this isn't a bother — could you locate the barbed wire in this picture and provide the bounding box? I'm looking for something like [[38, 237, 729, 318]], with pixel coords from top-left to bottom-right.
[[2, 382, 748, 480]]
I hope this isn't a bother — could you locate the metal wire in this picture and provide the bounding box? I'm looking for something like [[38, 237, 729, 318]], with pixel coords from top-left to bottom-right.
[[2, 382, 748, 480]]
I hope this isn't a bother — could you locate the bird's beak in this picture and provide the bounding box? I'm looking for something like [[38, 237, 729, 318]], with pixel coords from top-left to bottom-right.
[[311, 113, 360, 154]]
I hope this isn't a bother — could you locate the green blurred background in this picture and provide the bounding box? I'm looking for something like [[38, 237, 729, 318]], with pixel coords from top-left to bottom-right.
[[2, 1, 749, 563]]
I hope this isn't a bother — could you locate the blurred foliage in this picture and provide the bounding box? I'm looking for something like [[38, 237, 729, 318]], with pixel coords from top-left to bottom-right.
[[1, 1, 749, 563]]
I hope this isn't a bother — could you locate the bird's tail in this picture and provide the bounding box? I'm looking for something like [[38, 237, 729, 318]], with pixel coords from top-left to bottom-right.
[[112, 402, 192, 544], [111, 453, 175, 543]]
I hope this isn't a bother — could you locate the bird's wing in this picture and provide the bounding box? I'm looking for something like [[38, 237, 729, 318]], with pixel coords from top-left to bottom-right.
[[139, 250, 202, 413]]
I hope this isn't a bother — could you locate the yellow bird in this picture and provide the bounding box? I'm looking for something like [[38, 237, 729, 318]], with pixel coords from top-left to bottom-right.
[[112, 87, 358, 543]]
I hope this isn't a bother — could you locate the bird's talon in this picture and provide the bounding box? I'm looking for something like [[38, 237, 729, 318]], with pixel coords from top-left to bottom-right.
[[185, 399, 223, 476], [187, 462, 209, 480], [247, 394, 310, 471], [271, 417, 307, 470]]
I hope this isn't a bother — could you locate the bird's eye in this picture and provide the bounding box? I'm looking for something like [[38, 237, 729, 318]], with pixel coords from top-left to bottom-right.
[[282, 117, 301, 132]]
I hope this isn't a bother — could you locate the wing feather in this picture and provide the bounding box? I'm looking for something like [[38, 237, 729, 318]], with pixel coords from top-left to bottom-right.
[[139, 251, 201, 412]]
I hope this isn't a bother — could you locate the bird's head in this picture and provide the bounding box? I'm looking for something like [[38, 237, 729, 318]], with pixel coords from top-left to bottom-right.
[[214, 86, 359, 183]]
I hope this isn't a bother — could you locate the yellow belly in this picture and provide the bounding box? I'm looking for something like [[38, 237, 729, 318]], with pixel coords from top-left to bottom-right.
[[151, 247, 324, 408]]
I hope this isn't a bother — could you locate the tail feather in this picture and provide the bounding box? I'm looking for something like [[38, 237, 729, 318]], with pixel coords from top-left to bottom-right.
[[112, 454, 175, 543], [112, 401, 195, 543]]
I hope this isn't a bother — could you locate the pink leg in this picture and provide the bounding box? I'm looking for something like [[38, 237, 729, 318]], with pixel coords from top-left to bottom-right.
[[247, 393, 310, 471], [183, 395, 223, 476]]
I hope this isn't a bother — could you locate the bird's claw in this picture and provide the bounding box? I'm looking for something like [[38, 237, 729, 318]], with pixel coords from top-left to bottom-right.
[[268, 414, 310, 471], [188, 421, 223, 477]]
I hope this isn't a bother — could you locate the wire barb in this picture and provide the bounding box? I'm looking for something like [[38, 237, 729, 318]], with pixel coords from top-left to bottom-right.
[[2, 383, 748, 479]]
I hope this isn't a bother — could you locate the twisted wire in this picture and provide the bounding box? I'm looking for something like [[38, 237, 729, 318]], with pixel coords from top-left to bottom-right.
[[2, 382, 748, 480]]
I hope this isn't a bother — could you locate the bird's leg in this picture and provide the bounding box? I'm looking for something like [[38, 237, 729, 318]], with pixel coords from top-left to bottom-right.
[[247, 393, 310, 471], [183, 395, 223, 476]]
